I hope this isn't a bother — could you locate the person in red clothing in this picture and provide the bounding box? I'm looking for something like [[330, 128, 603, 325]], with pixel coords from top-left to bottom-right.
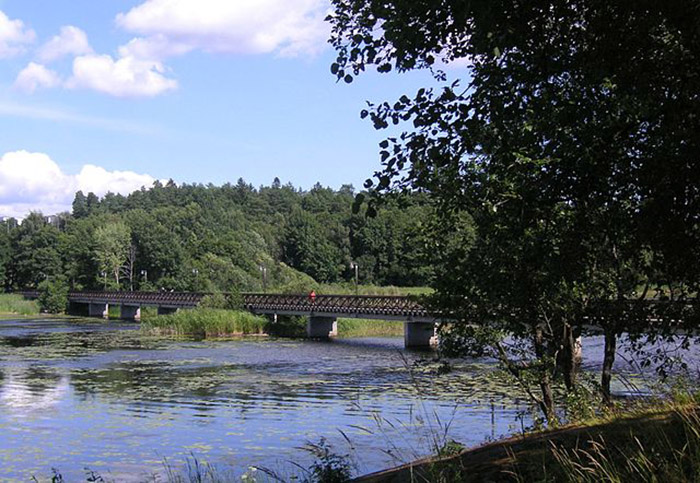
[[308, 290, 316, 304]]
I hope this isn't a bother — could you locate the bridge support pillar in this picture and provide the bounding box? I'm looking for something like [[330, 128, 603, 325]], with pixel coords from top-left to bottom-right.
[[404, 322, 437, 349], [121, 305, 141, 321], [157, 306, 178, 316], [88, 303, 109, 319], [307, 316, 337, 339]]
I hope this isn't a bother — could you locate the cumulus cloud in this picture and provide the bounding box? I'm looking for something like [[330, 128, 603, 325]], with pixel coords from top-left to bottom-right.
[[66, 53, 177, 97], [0, 151, 158, 218], [36, 25, 92, 62], [116, 0, 330, 59], [14, 62, 61, 93], [0, 10, 35, 58]]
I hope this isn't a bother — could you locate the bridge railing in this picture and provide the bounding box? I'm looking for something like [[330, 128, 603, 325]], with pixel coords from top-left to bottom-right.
[[242, 293, 429, 317], [67, 290, 205, 307], [19, 290, 432, 317]]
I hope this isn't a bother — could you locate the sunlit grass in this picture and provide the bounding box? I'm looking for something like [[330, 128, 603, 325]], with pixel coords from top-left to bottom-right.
[[0, 294, 40, 315], [141, 308, 267, 338]]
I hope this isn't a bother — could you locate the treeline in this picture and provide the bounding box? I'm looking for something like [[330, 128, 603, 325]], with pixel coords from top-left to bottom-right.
[[0, 178, 433, 293]]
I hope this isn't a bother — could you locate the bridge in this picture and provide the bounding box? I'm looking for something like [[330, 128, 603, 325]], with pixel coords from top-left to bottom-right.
[[21, 290, 439, 348]]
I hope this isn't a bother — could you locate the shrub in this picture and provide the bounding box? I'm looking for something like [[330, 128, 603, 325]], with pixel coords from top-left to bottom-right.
[[37, 278, 68, 314]]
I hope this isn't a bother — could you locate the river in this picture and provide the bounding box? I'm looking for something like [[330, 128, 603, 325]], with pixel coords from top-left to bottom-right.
[[0, 317, 691, 481]]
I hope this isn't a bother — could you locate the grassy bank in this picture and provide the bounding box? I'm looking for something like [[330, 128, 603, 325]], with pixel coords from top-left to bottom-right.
[[141, 308, 267, 337], [0, 294, 40, 316], [358, 396, 700, 482]]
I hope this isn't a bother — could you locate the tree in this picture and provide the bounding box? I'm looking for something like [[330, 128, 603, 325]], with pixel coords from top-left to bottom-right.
[[0, 223, 9, 290], [9, 213, 63, 289], [72, 191, 88, 219], [329, 0, 700, 416], [93, 221, 131, 290]]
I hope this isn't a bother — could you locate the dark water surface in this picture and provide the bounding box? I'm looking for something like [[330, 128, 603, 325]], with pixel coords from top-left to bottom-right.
[[0, 317, 689, 481]]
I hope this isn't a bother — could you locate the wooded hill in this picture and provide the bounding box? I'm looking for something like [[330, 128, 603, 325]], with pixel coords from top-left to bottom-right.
[[0, 178, 433, 293]]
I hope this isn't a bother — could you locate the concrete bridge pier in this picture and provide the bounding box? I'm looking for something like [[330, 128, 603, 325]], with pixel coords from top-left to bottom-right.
[[404, 322, 437, 349], [121, 305, 141, 321], [88, 303, 109, 319], [307, 316, 338, 339], [157, 307, 178, 316]]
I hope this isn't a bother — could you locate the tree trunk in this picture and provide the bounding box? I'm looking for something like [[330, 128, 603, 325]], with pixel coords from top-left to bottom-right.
[[558, 323, 578, 391], [601, 328, 617, 405], [534, 326, 557, 424]]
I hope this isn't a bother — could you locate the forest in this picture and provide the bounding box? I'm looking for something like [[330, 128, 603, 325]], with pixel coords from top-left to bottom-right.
[[0, 178, 433, 294]]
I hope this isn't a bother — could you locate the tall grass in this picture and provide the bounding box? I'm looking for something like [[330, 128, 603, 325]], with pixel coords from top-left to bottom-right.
[[141, 308, 267, 338], [532, 405, 700, 482], [337, 318, 404, 337], [0, 293, 40, 315]]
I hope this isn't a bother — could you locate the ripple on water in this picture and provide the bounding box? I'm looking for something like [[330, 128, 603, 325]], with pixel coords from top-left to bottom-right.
[[2, 318, 687, 481]]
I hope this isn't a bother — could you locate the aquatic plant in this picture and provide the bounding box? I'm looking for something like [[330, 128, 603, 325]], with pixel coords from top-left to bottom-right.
[[0, 293, 40, 315], [141, 308, 267, 338], [336, 318, 403, 338]]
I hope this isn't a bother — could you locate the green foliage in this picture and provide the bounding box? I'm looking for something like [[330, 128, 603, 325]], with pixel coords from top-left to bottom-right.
[[0, 294, 39, 315], [199, 291, 243, 310], [141, 308, 266, 338], [37, 278, 69, 314], [9, 213, 62, 288], [328, 0, 700, 420]]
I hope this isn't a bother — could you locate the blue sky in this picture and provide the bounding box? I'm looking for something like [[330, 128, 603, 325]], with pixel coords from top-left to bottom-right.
[[0, 0, 447, 218]]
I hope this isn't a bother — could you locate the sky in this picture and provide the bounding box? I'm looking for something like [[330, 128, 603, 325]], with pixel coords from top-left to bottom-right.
[[0, 0, 449, 218]]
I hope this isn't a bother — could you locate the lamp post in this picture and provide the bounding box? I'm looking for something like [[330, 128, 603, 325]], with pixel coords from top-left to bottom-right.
[[259, 265, 267, 292], [192, 268, 199, 291], [349, 262, 359, 295], [100, 271, 107, 290]]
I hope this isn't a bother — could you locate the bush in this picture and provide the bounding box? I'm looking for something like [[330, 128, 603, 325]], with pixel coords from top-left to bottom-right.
[[37, 278, 68, 314]]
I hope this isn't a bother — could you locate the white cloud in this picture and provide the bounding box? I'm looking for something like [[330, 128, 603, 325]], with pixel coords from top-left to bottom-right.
[[116, 0, 329, 59], [14, 62, 61, 93], [37, 25, 92, 62], [75, 164, 156, 197], [0, 10, 35, 58], [0, 151, 157, 218], [66, 53, 177, 97]]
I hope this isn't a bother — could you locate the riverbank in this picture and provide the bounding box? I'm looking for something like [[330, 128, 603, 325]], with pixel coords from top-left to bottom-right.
[[357, 398, 700, 482]]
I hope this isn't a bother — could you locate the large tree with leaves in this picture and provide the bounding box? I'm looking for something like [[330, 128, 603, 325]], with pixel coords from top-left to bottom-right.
[[329, 0, 700, 417]]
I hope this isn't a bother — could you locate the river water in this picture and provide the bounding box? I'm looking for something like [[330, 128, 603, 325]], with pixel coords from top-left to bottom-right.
[[0, 317, 692, 481]]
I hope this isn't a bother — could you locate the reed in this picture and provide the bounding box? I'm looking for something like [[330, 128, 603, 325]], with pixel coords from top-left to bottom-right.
[[141, 308, 267, 338], [0, 293, 40, 316], [337, 318, 404, 337]]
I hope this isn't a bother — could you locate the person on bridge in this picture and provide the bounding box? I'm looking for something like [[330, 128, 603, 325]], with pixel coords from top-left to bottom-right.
[[308, 290, 316, 304]]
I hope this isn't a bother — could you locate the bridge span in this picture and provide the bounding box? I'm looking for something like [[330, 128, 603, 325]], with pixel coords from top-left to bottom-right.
[[22, 291, 439, 348]]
